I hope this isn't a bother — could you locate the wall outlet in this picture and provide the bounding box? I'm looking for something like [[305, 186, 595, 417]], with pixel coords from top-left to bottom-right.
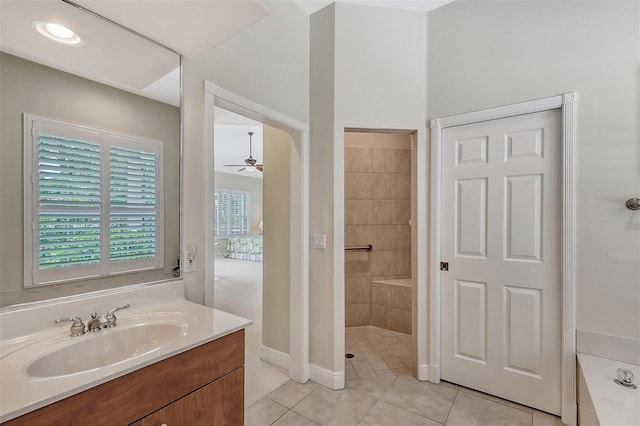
[[183, 252, 197, 273], [183, 243, 197, 273]]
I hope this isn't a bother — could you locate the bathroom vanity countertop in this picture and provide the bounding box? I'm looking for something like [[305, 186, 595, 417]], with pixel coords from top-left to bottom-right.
[[0, 285, 251, 423], [577, 353, 640, 426]]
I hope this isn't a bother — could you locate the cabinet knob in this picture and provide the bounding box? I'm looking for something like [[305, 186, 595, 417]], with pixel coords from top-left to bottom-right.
[[161, 424, 168, 426]]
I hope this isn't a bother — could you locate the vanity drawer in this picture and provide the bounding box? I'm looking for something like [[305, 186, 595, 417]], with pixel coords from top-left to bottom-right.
[[4, 329, 244, 426]]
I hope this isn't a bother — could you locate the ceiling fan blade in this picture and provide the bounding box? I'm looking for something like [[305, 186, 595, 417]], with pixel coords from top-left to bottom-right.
[[238, 167, 246, 172], [256, 165, 263, 172], [224, 164, 247, 167]]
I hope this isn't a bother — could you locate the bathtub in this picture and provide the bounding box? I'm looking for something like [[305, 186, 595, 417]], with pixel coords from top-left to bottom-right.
[[577, 354, 639, 425]]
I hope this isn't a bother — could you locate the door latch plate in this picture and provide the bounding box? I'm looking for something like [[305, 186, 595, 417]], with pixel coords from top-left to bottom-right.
[[440, 262, 449, 271]]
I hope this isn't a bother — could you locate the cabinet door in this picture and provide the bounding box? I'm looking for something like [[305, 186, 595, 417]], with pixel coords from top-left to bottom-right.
[[141, 367, 244, 426]]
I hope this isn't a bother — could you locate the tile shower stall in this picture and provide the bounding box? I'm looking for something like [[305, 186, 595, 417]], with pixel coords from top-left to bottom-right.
[[345, 132, 413, 335]]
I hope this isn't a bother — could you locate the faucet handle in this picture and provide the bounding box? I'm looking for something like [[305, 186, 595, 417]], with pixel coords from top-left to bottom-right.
[[54, 316, 86, 337], [104, 304, 130, 328]]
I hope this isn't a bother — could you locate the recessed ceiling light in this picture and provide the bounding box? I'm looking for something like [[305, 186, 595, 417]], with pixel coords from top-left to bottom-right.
[[32, 21, 83, 46]]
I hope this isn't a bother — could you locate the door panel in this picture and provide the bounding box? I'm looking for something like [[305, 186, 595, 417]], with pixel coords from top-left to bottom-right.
[[441, 109, 561, 414], [456, 178, 487, 258], [455, 279, 487, 363]]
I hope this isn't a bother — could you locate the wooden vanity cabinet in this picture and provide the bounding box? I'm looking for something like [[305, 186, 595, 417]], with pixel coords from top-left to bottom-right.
[[4, 329, 245, 426]]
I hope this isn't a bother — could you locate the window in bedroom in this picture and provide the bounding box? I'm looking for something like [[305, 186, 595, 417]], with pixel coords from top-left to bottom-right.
[[24, 114, 164, 287], [214, 189, 250, 236]]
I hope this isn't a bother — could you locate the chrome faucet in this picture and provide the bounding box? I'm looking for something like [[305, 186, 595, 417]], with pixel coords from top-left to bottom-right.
[[54, 316, 86, 337], [87, 312, 108, 332], [104, 304, 130, 328]]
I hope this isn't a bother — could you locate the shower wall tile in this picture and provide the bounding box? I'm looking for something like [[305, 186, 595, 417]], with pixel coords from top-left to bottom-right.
[[373, 149, 398, 173], [346, 173, 373, 199], [345, 251, 371, 277], [391, 285, 412, 310], [372, 174, 397, 199], [396, 200, 411, 225], [371, 250, 397, 277], [345, 140, 412, 331], [398, 149, 411, 174], [371, 282, 390, 305], [372, 304, 391, 329], [346, 303, 371, 327], [397, 225, 411, 251], [346, 200, 372, 225], [390, 308, 411, 334], [397, 174, 411, 200], [346, 147, 372, 173], [397, 250, 411, 277], [346, 277, 371, 304], [346, 226, 372, 247], [372, 225, 397, 251], [372, 200, 397, 225]]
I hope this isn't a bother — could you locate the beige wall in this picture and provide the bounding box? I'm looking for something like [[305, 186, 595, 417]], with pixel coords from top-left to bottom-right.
[[310, 3, 427, 372], [344, 132, 412, 330], [182, 0, 308, 305], [0, 52, 180, 306], [427, 0, 640, 340], [309, 3, 338, 370], [262, 125, 291, 353]]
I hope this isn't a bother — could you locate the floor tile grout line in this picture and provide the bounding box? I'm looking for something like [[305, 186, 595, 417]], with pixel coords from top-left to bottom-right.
[[457, 387, 534, 414], [378, 393, 446, 425], [442, 387, 460, 426], [267, 406, 290, 426]]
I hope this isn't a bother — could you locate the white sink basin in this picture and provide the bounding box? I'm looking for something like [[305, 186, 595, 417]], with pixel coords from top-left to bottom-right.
[[26, 323, 181, 377]]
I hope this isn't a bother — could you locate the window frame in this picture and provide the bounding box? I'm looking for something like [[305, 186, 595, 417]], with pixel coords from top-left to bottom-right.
[[213, 188, 251, 237], [23, 114, 164, 287]]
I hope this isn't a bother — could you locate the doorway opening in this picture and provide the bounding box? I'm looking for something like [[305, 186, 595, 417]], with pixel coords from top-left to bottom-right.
[[343, 130, 416, 382], [204, 82, 310, 408]]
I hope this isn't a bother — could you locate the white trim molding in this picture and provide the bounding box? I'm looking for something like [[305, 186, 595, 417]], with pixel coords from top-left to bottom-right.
[[204, 81, 310, 384], [417, 364, 430, 381], [429, 93, 577, 426], [260, 345, 291, 371], [309, 363, 345, 390]]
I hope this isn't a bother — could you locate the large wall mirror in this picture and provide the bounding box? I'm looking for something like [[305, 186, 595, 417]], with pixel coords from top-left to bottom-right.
[[0, 1, 181, 307]]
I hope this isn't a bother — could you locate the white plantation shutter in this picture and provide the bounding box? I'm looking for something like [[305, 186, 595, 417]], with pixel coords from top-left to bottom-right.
[[214, 189, 250, 237], [38, 135, 102, 270], [24, 115, 163, 287], [109, 146, 157, 262]]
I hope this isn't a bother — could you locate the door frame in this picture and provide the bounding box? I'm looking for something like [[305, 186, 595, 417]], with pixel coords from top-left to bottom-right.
[[204, 81, 310, 383], [428, 93, 577, 425]]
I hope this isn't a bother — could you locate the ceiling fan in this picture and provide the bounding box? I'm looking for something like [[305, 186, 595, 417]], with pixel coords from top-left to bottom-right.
[[224, 131, 263, 172]]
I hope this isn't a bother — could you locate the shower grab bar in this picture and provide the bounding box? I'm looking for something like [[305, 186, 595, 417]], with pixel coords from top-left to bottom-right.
[[345, 244, 373, 252]]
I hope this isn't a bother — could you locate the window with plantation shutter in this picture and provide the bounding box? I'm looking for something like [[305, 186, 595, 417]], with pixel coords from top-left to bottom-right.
[[213, 189, 250, 237], [24, 115, 164, 287]]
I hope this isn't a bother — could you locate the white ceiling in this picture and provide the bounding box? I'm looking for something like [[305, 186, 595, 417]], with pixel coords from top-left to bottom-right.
[[295, 0, 455, 15], [73, 0, 269, 59], [214, 107, 264, 179], [0, 0, 269, 106]]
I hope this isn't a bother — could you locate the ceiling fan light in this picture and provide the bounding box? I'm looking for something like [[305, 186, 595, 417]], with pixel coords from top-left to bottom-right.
[[245, 165, 256, 172]]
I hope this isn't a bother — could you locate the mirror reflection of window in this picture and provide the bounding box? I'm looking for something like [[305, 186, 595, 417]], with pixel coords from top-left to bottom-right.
[[24, 115, 164, 287]]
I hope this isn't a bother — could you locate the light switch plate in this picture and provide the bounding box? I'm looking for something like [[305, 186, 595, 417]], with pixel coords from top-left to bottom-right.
[[313, 234, 327, 249]]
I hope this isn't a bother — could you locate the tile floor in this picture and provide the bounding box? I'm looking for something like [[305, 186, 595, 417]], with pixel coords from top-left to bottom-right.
[[245, 326, 564, 426]]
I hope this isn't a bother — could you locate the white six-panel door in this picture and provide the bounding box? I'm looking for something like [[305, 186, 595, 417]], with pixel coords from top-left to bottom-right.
[[440, 109, 562, 414]]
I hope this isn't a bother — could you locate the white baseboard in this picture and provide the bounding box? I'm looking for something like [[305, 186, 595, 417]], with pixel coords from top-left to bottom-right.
[[260, 345, 290, 371], [562, 401, 577, 426], [309, 364, 344, 390], [428, 363, 440, 383], [417, 364, 429, 381]]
